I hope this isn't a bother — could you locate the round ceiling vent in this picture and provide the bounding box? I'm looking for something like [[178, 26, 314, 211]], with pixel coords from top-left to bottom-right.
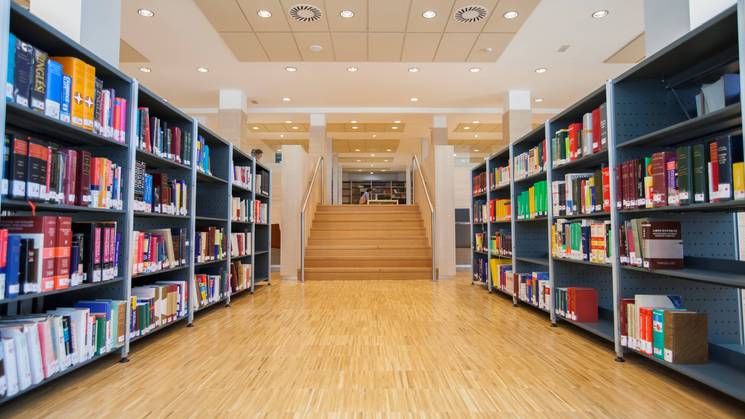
[[454, 5, 488, 23], [289, 4, 323, 22]]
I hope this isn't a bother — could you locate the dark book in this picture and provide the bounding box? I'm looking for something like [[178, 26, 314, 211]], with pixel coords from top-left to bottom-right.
[[30, 47, 48, 112], [72, 222, 104, 283], [26, 139, 48, 201], [715, 134, 743, 201], [692, 143, 708, 203], [93, 77, 103, 135], [10, 136, 28, 199], [75, 150, 92, 207], [641, 220, 683, 269], [663, 311, 708, 364], [708, 141, 719, 202], [676, 145, 693, 205], [599, 103, 608, 150], [13, 39, 34, 107], [5, 235, 22, 298]]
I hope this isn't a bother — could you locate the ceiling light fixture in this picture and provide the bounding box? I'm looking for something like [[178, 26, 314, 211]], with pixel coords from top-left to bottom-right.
[[472, 120, 480, 124], [280, 134, 285, 138], [474, 149, 480, 152], [503, 10, 519, 19], [252, 126, 260, 130], [422, 10, 437, 19], [483, 47, 493, 54], [453, 153, 457, 157], [372, 134, 377, 138], [292, 126, 299, 129], [354, 148, 361, 152], [347, 66, 359, 72], [393, 120, 401, 124], [285, 66, 297, 72], [408, 67, 420, 73], [309, 45, 323, 53], [352, 126, 359, 130], [197, 67, 209, 73], [357, 169, 362, 172], [386, 149, 392, 152], [410, 97, 419, 102], [138, 8, 155, 17], [535, 67, 547, 74], [469, 67, 481, 73], [283, 97, 292, 102], [139, 66, 151, 73], [340, 10, 355, 18], [257, 9, 272, 18], [285, 120, 292, 124], [356, 159, 361, 162], [592, 9, 609, 19], [350, 120, 358, 123], [464, 126, 471, 130], [535, 98, 544, 103], [474, 134, 479, 138], [371, 154, 375, 157], [392, 126, 399, 130], [370, 172, 374, 174]]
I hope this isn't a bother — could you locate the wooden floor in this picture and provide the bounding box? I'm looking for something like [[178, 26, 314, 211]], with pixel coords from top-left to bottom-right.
[[3, 273, 745, 418]]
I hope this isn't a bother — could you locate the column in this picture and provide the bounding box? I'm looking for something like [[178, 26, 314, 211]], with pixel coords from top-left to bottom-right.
[[434, 145, 456, 278], [31, 0, 121, 66], [217, 89, 247, 151], [280, 145, 306, 280], [644, 0, 735, 56], [308, 114, 331, 204], [431, 115, 448, 146], [502, 90, 532, 143]]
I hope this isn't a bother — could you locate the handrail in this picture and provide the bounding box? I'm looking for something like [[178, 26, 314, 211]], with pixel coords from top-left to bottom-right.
[[411, 155, 436, 281], [300, 156, 324, 282]]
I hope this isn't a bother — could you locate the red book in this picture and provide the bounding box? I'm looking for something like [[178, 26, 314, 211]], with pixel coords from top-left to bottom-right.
[[622, 161, 630, 209], [0, 216, 57, 292], [570, 287, 598, 322], [0, 229, 7, 279], [592, 108, 601, 152], [54, 216, 72, 289], [709, 140, 720, 202], [615, 162, 623, 209], [602, 166, 610, 212], [568, 123, 581, 160], [651, 152, 667, 207], [76, 150, 91, 206], [44, 144, 52, 201]]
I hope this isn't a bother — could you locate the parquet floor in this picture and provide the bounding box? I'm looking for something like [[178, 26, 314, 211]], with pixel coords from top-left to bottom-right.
[[3, 273, 745, 418]]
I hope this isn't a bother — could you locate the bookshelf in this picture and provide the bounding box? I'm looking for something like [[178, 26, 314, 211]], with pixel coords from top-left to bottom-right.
[[470, 162, 488, 289], [0, 1, 272, 404], [342, 179, 407, 204], [253, 161, 272, 288], [229, 145, 256, 295]]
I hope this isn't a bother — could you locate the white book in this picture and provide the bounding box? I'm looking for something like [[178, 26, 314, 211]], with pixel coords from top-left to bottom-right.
[[2, 337, 18, 396], [50, 316, 70, 370], [23, 324, 44, 384], [0, 327, 31, 390]]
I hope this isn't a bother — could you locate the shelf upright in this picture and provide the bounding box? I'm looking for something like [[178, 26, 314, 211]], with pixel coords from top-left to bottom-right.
[[252, 160, 272, 290], [230, 145, 256, 296], [470, 161, 489, 288], [485, 147, 511, 297], [0, 0, 8, 212]]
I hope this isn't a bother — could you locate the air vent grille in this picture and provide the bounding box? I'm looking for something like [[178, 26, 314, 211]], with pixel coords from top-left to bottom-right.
[[454, 5, 488, 23], [289, 4, 323, 22]]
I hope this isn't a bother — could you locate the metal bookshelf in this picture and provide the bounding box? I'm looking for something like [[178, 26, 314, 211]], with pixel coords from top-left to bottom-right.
[[470, 162, 488, 289], [252, 161, 272, 290]]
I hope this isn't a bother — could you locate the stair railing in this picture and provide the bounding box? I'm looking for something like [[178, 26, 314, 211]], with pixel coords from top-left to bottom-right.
[[411, 155, 437, 281], [300, 156, 324, 282]]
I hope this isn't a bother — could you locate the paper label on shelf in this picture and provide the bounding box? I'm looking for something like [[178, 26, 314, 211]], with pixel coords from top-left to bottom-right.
[[621, 336, 627, 347], [694, 193, 705, 202], [664, 349, 672, 363], [678, 191, 689, 201]]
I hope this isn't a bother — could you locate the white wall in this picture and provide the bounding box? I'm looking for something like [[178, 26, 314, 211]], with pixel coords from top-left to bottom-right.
[[279, 146, 307, 279], [689, 0, 736, 28], [453, 165, 474, 209]]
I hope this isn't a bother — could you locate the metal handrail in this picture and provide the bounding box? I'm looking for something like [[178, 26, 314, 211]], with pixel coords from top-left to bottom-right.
[[300, 156, 324, 282], [411, 155, 436, 281]]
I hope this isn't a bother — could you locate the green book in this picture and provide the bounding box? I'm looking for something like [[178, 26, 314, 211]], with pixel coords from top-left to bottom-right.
[[652, 309, 665, 359], [96, 316, 106, 355], [692, 143, 708, 203], [676, 145, 692, 205]]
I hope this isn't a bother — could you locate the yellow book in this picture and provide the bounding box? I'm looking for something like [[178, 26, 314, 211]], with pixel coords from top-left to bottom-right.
[[83, 62, 96, 131], [529, 186, 536, 218], [53, 57, 87, 129], [734, 162, 745, 200]]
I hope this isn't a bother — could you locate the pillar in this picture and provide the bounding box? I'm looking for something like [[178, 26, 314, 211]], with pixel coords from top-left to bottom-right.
[[308, 114, 331, 204], [217, 89, 247, 151], [431, 115, 448, 146], [31, 0, 121, 67], [280, 145, 306, 280], [644, 0, 735, 56], [434, 145, 456, 278], [502, 90, 532, 143]]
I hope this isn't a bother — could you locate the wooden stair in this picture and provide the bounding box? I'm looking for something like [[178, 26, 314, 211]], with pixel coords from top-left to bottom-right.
[[304, 205, 432, 280]]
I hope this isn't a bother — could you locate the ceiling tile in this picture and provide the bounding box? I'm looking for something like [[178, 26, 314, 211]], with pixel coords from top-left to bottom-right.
[[434, 33, 478, 61], [444, 0, 498, 33], [483, 0, 540, 33], [325, 0, 368, 32], [327, 123, 346, 132], [406, 0, 455, 33], [195, 0, 253, 32], [220, 32, 269, 61], [280, 0, 329, 32], [369, 33, 404, 61], [331, 32, 368, 61], [294, 32, 335, 60], [605, 33, 645, 63], [262, 139, 309, 151], [467, 32, 512, 62], [401, 33, 441, 62], [369, 0, 412, 32], [256, 32, 302, 61], [120, 39, 148, 63], [237, 0, 291, 32]]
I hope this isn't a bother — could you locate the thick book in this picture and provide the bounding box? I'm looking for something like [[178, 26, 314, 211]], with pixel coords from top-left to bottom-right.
[[6, 33, 15, 101], [692, 143, 708, 203], [1, 216, 57, 292], [715, 134, 743, 201], [676, 145, 693, 205], [30, 47, 48, 113], [10, 136, 28, 199], [60, 74, 72, 123], [641, 219, 683, 269], [663, 311, 708, 364], [53, 57, 87, 129], [44, 59, 63, 119], [13, 39, 34, 107]]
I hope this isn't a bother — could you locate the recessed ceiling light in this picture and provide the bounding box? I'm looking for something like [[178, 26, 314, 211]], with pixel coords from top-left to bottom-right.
[[386, 149, 392, 152], [354, 148, 361, 152], [370, 172, 374, 174], [350, 120, 358, 123], [371, 154, 375, 157], [285, 120, 292, 124], [370, 164, 374, 167], [163, 98, 168, 102], [592, 9, 609, 19], [453, 153, 457, 157], [535, 98, 544, 103], [352, 126, 359, 130], [372, 134, 377, 138], [422, 10, 437, 19], [280, 134, 285, 138], [410, 97, 419, 102], [252, 126, 260, 130], [503, 10, 519, 19], [309, 45, 323, 53], [392, 126, 399, 130], [382, 169, 387, 172], [285, 66, 297, 72], [292, 126, 299, 129], [356, 159, 361, 162], [393, 120, 401, 124], [257, 9, 272, 18], [474, 149, 480, 152], [469, 67, 481, 73], [483, 47, 493, 54], [347, 66, 359, 72], [283, 97, 292, 102], [408, 67, 420, 73], [472, 120, 480, 124], [535, 67, 547, 74], [139, 66, 151, 73], [464, 126, 471, 130], [474, 134, 479, 138], [197, 67, 209, 73], [357, 169, 362, 172], [138, 8, 155, 17], [384, 160, 389, 162], [340, 10, 355, 18]]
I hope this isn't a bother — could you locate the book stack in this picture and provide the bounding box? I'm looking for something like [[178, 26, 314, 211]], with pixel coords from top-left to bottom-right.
[[490, 163, 510, 189], [135, 108, 192, 165], [196, 135, 210, 175], [514, 139, 546, 180], [514, 272, 550, 309], [195, 227, 225, 263], [517, 180, 547, 220], [620, 295, 708, 363], [551, 103, 608, 167], [488, 198, 511, 222], [619, 219, 684, 269], [133, 162, 189, 215], [551, 169, 610, 217], [231, 197, 251, 222], [551, 219, 612, 264], [2, 134, 124, 209], [253, 201, 269, 224], [255, 172, 270, 195], [230, 232, 252, 257], [474, 232, 487, 253], [555, 287, 598, 322], [473, 257, 488, 283], [6, 35, 128, 141], [233, 165, 252, 190], [490, 230, 511, 256], [193, 272, 227, 308], [230, 261, 252, 293], [131, 228, 188, 276], [616, 134, 744, 209], [489, 261, 512, 294], [472, 172, 487, 195], [472, 202, 487, 224], [130, 281, 188, 337]]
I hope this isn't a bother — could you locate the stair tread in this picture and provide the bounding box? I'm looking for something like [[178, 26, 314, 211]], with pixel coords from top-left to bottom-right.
[[304, 267, 432, 272], [304, 255, 432, 260], [307, 245, 431, 249]]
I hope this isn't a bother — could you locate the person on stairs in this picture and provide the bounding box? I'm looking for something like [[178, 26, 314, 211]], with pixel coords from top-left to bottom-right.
[[358, 188, 371, 205]]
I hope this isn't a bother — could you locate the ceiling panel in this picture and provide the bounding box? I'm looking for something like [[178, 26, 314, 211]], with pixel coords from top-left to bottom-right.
[[256, 32, 302, 61], [195, 0, 253, 32], [453, 123, 500, 132], [280, 0, 329, 32], [339, 157, 391, 163], [444, 0, 498, 33], [369, 0, 412, 32], [467, 32, 512, 62], [406, 0, 454, 33], [401, 33, 441, 62], [120, 39, 148, 63], [483, 0, 540, 33], [434, 33, 478, 61], [237, 0, 291, 32], [294, 32, 335, 60], [327, 123, 406, 132], [331, 32, 368, 61], [369, 33, 404, 61], [325, 0, 368, 32], [605, 33, 645, 64], [248, 123, 309, 132], [220, 32, 269, 61], [262, 139, 309, 151]]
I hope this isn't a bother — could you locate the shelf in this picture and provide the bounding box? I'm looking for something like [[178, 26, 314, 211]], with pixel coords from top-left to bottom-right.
[[472, 191, 487, 199], [5, 102, 127, 149], [255, 191, 270, 199], [134, 211, 190, 220], [232, 183, 252, 193], [1, 199, 125, 214], [195, 297, 228, 313], [515, 256, 550, 266], [490, 183, 511, 193], [520, 299, 550, 314], [619, 199, 745, 214], [621, 257, 745, 288], [556, 212, 610, 220], [197, 171, 228, 184], [195, 215, 228, 223], [132, 264, 188, 279], [472, 221, 487, 226], [231, 287, 251, 296], [195, 258, 227, 268], [514, 171, 546, 186], [231, 220, 252, 225], [516, 216, 548, 223], [489, 219, 512, 224], [490, 254, 512, 260], [552, 149, 608, 171], [231, 254, 252, 260], [473, 250, 489, 255], [553, 257, 612, 268], [618, 103, 741, 149], [130, 315, 188, 343], [254, 222, 270, 226], [493, 287, 514, 298], [136, 148, 191, 171], [559, 316, 615, 342], [254, 275, 270, 283], [254, 250, 269, 255], [0, 277, 125, 305]]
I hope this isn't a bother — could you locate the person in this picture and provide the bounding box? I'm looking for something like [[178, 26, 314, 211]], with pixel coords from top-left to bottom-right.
[[358, 188, 371, 205], [251, 148, 263, 161]]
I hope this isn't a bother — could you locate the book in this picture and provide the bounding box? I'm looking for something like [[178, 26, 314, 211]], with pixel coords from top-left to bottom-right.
[[13, 38, 34, 107], [30, 47, 48, 113], [44, 60, 62, 119], [734, 162, 745, 200], [715, 134, 743, 201], [5, 33, 15, 102], [641, 220, 683, 269], [676, 145, 693, 205], [0, 216, 58, 292], [663, 311, 708, 364], [692, 143, 708, 203], [60, 74, 72, 123], [53, 57, 87, 129]]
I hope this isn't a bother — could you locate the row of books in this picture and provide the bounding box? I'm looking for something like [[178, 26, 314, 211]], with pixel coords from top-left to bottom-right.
[[231, 197, 251, 222], [233, 165, 253, 190], [3, 134, 124, 209], [133, 162, 189, 215], [514, 139, 546, 180], [230, 261, 252, 293], [0, 218, 119, 299], [551, 169, 611, 217], [230, 232, 252, 257], [130, 281, 188, 338], [135, 107, 192, 165], [490, 260, 512, 294], [488, 198, 511, 222], [195, 227, 225, 264], [617, 135, 744, 210], [695, 74, 739, 117], [620, 295, 707, 363], [472, 172, 487, 196], [551, 103, 607, 167], [7, 35, 128, 142], [555, 287, 598, 322], [195, 135, 211, 175], [516, 271, 550, 310], [0, 299, 126, 398], [490, 163, 510, 190], [551, 219, 612, 265], [472, 202, 487, 224], [491, 230, 512, 257], [516, 180, 548, 220], [620, 219, 683, 269], [254, 201, 269, 224], [193, 273, 227, 309], [474, 232, 487, 253], [131, 228, 188, 276], [473, 257, 488, 284], [255, 172, 270, 195]]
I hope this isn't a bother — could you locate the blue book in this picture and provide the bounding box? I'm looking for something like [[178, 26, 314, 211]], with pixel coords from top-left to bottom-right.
[[44, 59, 63, 119], [60, 74, 72, 123], [5, 235, 21, 298], [74, 300, 112, 320], [6, 33, 15, 101]]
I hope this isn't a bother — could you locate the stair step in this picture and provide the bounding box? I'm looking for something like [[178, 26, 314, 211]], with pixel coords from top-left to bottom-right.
[[311, 221, 423, 230], [304, 255, 432, 268], [305, 246, 431, 257], [310, 230, 426, 238], [308, 239, 429, 247], [314, 214, 422, 222], [303, 267, 432, 280]]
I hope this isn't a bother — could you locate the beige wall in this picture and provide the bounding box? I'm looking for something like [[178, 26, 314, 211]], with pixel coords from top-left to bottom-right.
[[453, 165, 474, 209], [279, 146, 307, 279]]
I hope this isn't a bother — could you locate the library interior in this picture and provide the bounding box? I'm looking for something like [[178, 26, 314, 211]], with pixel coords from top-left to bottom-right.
[[0, 0, 745, 417]]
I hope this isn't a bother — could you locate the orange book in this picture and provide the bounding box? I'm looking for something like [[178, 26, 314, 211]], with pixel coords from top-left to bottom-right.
[[52, 57, 87, 129], [82, 62, 96, 131]]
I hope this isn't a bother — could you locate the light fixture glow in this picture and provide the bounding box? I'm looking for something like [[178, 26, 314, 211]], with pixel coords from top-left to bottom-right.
[[280, 134, 285, 138], [138, 8, 155, 17], [347, 66, 359, 72], [283, 97, 292, 102], [408, 67, 420, 73], [474, 134, 479, 138], [386, 149, 392, 152], [464, 126, 471, 130], [285, 66, 297, 72], [352, 126, 359, 130], [139, 66, 151, 73], [354, 148, 361, 152], [592, 9, 609, 19], [257, 9, 272, 18], [410, 97, 419, 102], [422, 10, 437, 19], [371, 154, 375, 157], [503, 10, 519, 19], [340, 10, 355, 18], [350, 120, 358, 123], [392, 126, 399, 130], [284, 120, 292, 124], [535, 67, 547, 74], [534, 98, 544, 103], [197, 67, 209, 73], [474, 149, 480, 152], [356, 159, 361, 162], [472, 120, 480, 124], [393, 120, 401, 124], [453, 153, 457, 157], [252, 126, 260, 130], [469, 67, 481, 73], [372, 134, 377, 138], [370, 172, 374, 174], [291, 126, 299, 130]]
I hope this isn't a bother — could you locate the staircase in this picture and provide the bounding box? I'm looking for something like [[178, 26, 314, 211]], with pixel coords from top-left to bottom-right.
[[304, 205, 433, 280]]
